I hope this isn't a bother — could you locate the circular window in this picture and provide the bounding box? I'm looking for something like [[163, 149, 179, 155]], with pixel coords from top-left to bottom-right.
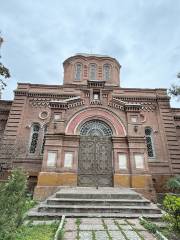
[[39, 111, 49, 120]]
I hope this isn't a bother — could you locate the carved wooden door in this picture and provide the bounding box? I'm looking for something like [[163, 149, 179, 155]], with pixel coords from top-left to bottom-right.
[[78, 136, 113, 187]]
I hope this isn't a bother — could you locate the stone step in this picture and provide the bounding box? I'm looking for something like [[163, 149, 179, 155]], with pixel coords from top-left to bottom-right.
[[38, 204, 161, 214], [47, 198, 150, 206], [27, 187, 162, 221], [27, 211, 163, 221], [55, 193, 141, 200]]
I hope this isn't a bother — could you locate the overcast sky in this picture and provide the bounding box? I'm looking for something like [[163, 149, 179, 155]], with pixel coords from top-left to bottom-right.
[[0, 0, 180, 107]]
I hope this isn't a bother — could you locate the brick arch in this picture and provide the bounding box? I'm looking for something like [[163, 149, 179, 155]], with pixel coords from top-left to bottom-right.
[[65, 108, 126, 136]]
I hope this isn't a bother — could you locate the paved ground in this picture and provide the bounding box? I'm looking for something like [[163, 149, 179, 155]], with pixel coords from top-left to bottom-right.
[[63, 218, 157, 240]]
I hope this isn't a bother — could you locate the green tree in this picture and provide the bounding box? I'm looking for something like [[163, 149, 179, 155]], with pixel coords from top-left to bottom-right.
[[0, 169, 28, 240], [0, 34, 11, 99], [166, 175, 180, 194], [169, 73, 180, 100], [163, 194, 180, 232]]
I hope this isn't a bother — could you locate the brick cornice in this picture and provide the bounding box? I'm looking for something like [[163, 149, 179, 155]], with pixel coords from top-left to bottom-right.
[[114, 95, 170, 102], [14, 90, 78, 99]]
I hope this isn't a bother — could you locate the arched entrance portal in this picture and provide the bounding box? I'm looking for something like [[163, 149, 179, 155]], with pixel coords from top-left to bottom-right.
[[78, 120, 113, 187]]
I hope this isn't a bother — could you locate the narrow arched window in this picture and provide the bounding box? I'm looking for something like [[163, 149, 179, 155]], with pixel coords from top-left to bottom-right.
[[75, 63, 82, 80], [103, 64, 111, 81], [89, 63, 97, 80], [145, 127, 155, 158], [41, 125, 47, 154], [29, 123, 40, 154]]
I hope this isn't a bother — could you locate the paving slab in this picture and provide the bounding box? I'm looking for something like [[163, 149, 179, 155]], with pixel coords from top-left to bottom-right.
[[120, 224, 133, 230], [79, 231, 92, 240], [139, 230, 157, 240], [127, 219, 147, 230], [106, 224, 119, 230], [95, 230, 109, 240], [80, 224, 104, 231], [115, 219, 127, 225], [81, 218, 102, 225], [109, 231, 126, 240], [63, 231, 77, 240], [64, 223, 77, 231], [123, 230, 141, 240], [63, 217, 158, 240], [127, 218, 140, 225], [103, 218, 115, 225]]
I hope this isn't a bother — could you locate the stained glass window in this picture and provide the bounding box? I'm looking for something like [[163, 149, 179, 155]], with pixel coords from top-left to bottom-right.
[[103, 64, 111, 81], [89, 64, 97, 80], [41, 125, 47, 154], [145, 127, 155, 158], [75, 63, 82, 80], [80, 120, 112, 136], [29, 123, 40, 154]]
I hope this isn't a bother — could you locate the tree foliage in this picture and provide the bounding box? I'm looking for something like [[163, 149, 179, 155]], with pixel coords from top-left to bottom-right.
[[0, 35, 10, 97], [0, 169, 28, 240], [169, 73, 180, 100], [166, 175, 180, 194], [163, 194, 180, 232]]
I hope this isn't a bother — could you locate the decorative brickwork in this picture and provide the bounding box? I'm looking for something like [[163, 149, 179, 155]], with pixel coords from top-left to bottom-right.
[[0, 53, 179, 200]]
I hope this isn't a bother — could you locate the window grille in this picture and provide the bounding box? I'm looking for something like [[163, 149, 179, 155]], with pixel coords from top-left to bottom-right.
[[80, 120, 112, 136], [29, 123, 40, 154], [145, 127, 155, 158], [41, 125, 47, 154]]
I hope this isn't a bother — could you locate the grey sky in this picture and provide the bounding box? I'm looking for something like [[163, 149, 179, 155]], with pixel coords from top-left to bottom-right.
[[0, 0, 180, 107]]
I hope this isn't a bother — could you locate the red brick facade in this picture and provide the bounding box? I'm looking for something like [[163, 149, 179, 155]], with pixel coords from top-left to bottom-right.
[[0, 53, 180, 200]]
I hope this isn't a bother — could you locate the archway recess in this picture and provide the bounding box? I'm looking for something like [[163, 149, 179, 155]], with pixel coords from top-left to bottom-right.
[[65, 108, 126, 136]]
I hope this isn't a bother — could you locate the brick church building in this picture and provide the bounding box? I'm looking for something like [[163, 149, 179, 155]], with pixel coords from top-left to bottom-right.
[[0, 53, 180, 201]]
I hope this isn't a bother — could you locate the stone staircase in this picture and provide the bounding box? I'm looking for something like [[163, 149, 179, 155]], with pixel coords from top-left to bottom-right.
[[27, 187, 162, 220]]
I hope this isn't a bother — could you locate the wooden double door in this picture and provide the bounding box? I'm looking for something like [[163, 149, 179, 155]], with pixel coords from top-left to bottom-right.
[[78, 136, 113, 187]]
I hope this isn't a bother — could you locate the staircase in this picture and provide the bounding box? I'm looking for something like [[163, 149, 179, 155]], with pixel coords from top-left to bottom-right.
[[27, 187, 162, 220]]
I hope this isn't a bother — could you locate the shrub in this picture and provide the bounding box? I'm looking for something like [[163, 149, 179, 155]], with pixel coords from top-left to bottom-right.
[[163, 194, 180, 231], [166, 175, 180, 193], [0, 169, 28, 240]]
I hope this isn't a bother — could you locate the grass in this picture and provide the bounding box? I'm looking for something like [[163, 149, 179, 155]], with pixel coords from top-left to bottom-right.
[[75, 218, 81, 240], [101, 219, 112, 240], [158, 227, 180, 240], [92, 230, 96, 240], [140, 217, 180, 240], [15, 224, 58, 240], [125, 220, 144, 240], [114, 220, 134, 240]]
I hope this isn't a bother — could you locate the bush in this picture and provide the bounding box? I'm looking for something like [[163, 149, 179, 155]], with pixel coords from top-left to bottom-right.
[[24, 197, 36, 213], [0, 169, 28, 240], [166, 175, 180, 193], [163, 194, 180, 232]]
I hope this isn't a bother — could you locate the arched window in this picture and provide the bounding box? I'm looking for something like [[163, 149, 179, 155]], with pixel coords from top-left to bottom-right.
[[75, 63, 82, 81], [89, 63, 97, 80], [103, 64, 111, 81], [41, 125, 47, 154], [145, 127, 155, 158], [80, 120, 113, 136], [29, 123, 40, 154]]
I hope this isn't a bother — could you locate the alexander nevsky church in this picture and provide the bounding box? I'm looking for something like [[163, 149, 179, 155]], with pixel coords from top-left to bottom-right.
[[0, 53, 180, 201]]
